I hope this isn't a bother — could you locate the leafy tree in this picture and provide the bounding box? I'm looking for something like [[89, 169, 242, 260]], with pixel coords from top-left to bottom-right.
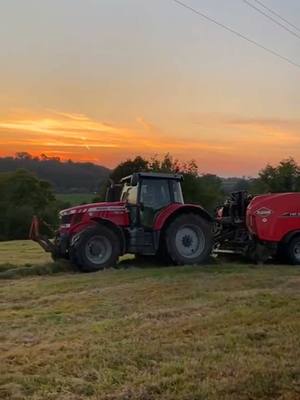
[[94, 156, 149, 202], [0, 153, 110, 193], [149, 153, 181, 173], [110, 156, 149, 182], [1, 169, 55, 210], [196, 174, 224, 211], [0, 170, 61, 240], [102, 154, 224, 212], [149, 155, 224, 211], [15, 152, 33, 160], [252, 158, 300, 193]]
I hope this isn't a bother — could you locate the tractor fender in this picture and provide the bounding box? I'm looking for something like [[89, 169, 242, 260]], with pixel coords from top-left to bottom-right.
[[91, 217, 127, 255], [154, 204, 213, 231], [281, 229, 300, 244], [70, 218, 126, 255]]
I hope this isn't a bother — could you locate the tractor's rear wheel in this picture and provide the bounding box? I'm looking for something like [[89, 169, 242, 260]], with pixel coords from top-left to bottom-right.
[[165, 214, 213, 265], [70, 225, 120, 272]]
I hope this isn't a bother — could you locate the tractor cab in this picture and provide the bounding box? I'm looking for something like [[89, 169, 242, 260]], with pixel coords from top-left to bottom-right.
[[106, 173, 186, 256], [116, 172, 184, 228]]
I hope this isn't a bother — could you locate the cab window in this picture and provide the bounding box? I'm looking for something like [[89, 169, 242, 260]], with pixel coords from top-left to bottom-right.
[[170, 180, 184, 203], [140, 179, 171, 210]]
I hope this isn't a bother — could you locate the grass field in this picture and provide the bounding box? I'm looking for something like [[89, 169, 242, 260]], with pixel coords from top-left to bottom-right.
[[0, 241, 300, 399], [56, 193, 95, 206], [0, 240, 52, 267]]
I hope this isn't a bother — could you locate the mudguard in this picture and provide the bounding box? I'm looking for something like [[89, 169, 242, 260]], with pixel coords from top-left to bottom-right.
[[153, 203, 213, 231]]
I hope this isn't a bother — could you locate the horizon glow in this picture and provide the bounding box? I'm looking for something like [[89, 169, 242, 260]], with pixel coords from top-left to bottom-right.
[[0, 0, 299, 176]]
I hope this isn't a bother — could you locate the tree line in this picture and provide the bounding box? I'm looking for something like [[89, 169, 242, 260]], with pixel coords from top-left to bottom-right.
[[0, 152, 109, 193], [0, 154, 299, 241]]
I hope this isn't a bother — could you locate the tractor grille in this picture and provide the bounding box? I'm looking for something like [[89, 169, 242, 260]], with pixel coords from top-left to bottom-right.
[[72, 213, 83, 224], [60, 214, 72, 225]]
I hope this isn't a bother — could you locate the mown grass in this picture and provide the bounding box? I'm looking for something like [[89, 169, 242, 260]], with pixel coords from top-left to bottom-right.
[[0, 240, 64, 279], [0, 241, 300, 399], [0, 240, 52, 266]]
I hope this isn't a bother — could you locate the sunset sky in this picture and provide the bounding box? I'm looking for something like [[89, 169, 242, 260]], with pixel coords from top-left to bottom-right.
[[0, 0, 299, 176]]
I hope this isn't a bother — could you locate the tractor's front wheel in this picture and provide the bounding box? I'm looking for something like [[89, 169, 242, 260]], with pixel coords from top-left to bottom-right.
[[165, 214, 213, 265], [70, 225, 120, 272]]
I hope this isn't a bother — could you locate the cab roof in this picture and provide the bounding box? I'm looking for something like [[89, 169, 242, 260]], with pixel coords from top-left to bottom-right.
[[120, 172, 183, 183]]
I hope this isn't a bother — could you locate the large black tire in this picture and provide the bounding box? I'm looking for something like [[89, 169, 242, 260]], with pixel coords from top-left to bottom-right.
[[70, 225, 120, 272], [165, 214, 213, 265], [286, 236, 300, 265], [51, 234, 70, 261]]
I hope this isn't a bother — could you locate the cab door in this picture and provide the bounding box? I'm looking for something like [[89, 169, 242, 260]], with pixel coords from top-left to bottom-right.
[[139, 178, 172, 228], [121, 184, 139, 226]]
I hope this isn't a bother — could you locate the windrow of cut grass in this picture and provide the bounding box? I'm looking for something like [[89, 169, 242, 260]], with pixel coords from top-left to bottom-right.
[[0, 260, 75, 279], [0, 240, 73, 279], [0, 240, 52, 266]]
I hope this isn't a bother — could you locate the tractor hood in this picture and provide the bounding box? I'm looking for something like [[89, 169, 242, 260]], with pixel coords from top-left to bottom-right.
[[59, 201, 126, 217]]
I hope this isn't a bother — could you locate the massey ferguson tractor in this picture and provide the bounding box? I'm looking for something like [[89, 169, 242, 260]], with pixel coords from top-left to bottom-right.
[[30, 173, 213, 272], [30, 172, 300, 271]]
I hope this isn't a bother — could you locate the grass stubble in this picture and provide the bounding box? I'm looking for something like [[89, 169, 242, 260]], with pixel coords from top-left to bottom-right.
[[0, 241, 300, 399]]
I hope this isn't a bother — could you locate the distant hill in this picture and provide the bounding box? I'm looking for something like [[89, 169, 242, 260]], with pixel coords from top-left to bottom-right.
[[0, 153, 110, 193]]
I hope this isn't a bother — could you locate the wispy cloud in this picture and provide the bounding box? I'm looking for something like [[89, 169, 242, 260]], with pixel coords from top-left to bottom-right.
[[0, 109, 231, 164], [0, 110, 299, 175]]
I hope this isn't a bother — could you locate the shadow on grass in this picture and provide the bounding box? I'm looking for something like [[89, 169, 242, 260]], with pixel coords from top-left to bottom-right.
[[0, 255, 285, 280], [0, 257, 227, 280], [117, 255, 252, 272]]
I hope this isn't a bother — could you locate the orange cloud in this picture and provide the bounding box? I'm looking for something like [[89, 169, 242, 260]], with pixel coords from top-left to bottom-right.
[[0, 109, 232, 165], [0, 110, 299, 175]]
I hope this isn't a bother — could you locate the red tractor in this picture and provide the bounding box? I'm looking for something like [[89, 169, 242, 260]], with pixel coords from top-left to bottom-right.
[[30, 173, 213, 272]]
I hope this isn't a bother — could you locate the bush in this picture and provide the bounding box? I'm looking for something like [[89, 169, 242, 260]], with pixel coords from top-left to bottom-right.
[[0, 169, 61, 241]]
